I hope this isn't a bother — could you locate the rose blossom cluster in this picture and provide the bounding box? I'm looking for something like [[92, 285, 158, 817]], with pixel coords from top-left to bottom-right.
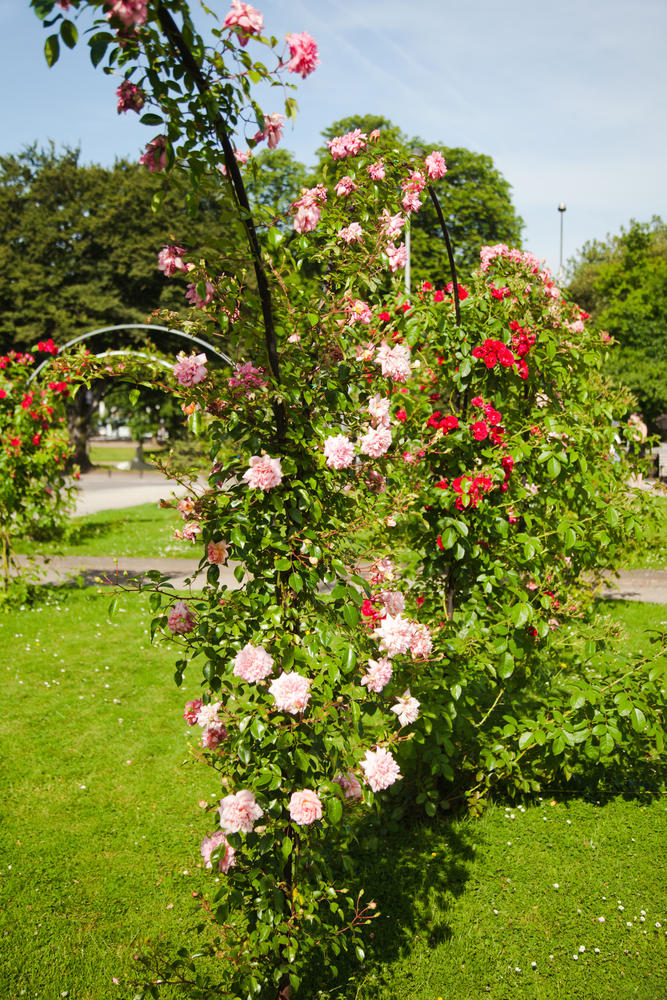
[[291, 184, 327, 233], [334, 176, 358, 197], [185, 280, 215, 308], [374, 613, 433, 660], [207, 539, 229, 564], [228, 361, 268, 393], [233, 642, 274, 682], [106, 0, 147, 28], [116, 80, 144, 113], [253, 112, 285, 149], [391, 689, 420, 726], [173, 351, 207, 386], [242, 454, 283, 490], [285, 31, 320, 78], [158, 245, 189, 277], [288, 789, 322, 825], [375, 341, 411, 382], [200, 830, 235, 872], [196, 700, 227, 749], [360, 747, 401, 792], [139, 135, 166, 172], [345, 298, 372, 325], [269, 671, 312, 714], [223, 0, 263, 45], [219, 790, 264, 833], [386, 242, 408, 273], [338, 222, 364, 244], [424, 150, 447, 179], [380, 210, 405, 239], [326, 128, 367, 160], [401, 169, 425, 213], [323, 434, 355, 470], [167, 600, 194, 635]]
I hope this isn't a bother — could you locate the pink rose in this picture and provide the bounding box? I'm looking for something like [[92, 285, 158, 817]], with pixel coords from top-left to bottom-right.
[[242, 454, 283, 491], [386, 242, 408, 273], [158, 245, 188, 277], [288, 789, 322, 825], [334, 176, 358, 197], [334, 772, 362, 800], [106, 0, 147, 28], [185, 280, 215, 308], [183, 698, 202, 725], [139, 135, 166, 172], [223, 0, 263, 45], [324, 434, 355, 470], [360, 747, 401, 792], [338, 222, 364, 244], [200, 830, 235, 872], [359, 426, 392, 459], [269, 672, 312, 714], [345, 298, 372, 325], [367, 159, 386, 180], [167, 600, 194, 635], [207, 539, 229, 564], [424, 151, 447, 179], [233, 643, 274, 683], [285, 31, 320, 78], [391, 689, 420, 725], [361, 657, 393, 693], [219, 790, 264, 834], [116, 80, 144, 113], [374, 342, 411, 382]]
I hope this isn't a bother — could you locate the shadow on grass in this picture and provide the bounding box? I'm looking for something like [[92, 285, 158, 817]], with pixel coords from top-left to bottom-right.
[[301, 810, 480, 998]]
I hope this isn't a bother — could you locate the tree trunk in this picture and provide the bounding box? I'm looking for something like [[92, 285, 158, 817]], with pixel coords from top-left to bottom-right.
[[66, 387, 101, 472]]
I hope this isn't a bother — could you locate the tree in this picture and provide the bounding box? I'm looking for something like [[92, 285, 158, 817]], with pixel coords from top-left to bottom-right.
[[0, 145, 249, 352], [567, 217, 667, 429], [316, 114, 524, 281]]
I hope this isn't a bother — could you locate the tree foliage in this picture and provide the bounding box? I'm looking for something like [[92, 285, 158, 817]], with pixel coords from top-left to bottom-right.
[[0, 145, 249, 353], [567, 217, 667, 428]]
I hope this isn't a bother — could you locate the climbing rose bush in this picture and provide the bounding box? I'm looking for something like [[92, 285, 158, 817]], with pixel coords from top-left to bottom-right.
[[32, 3, 663, 1000], [0, 347, 76, 598]]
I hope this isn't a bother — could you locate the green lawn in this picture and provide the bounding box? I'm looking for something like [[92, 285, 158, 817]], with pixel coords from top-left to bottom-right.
[[89, 443, 165, 465], [0, 589, 664, 1000], [23, 503, 192, 560], [623, 493, 667, 570]]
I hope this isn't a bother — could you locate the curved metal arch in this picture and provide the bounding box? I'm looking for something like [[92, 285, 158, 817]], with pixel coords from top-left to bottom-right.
[[28, 324, 233, 385]]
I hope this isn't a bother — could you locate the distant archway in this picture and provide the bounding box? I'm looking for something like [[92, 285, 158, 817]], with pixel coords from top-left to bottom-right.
[[28, 324, 233, 469], [28, 323, 232, 385]]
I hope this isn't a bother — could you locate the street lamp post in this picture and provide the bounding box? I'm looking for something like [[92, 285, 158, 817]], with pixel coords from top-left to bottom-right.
[[558, 203, 566, 285]]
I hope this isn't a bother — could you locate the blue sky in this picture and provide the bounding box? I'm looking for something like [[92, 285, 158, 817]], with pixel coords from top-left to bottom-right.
[[3, 0, 666, 276]]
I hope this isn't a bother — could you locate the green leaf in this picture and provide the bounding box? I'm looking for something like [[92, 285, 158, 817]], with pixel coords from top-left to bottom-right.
[[59, 19, 78, 48], [327, 796, 343, 824], [44, 34, 60, 67], [274, 557, 291, 571], [547, 456, 561, 478], [630, 707, 647, 732], [140, 113, 164, 126], [342, 604, 359, 627], [281, 836, 292, 862], [288, 572, 303, 593], [512, 603, 530, 628], [497, 652, 514, 679]]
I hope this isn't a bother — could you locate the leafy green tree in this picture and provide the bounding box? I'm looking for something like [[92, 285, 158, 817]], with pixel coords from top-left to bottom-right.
[[0, 145, 248, 352], [316, 114, 524, 281], [567, 217, 667, 428]]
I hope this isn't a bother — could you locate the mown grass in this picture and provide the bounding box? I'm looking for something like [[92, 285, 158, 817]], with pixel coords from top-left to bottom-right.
[[623, 493, 667, 570], [24, 503, 191, 560], [89, 443, 165, 465], [0, 588, 664, 1000]]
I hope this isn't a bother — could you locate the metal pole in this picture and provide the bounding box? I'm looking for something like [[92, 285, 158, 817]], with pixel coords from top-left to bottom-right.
[[404, 222, 411, 297], [558, 203, 566, 285]]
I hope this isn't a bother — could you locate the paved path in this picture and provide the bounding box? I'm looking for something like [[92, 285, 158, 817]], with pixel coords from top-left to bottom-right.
[[25, 471, 666, 602], [74, 468, 195, 516]]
